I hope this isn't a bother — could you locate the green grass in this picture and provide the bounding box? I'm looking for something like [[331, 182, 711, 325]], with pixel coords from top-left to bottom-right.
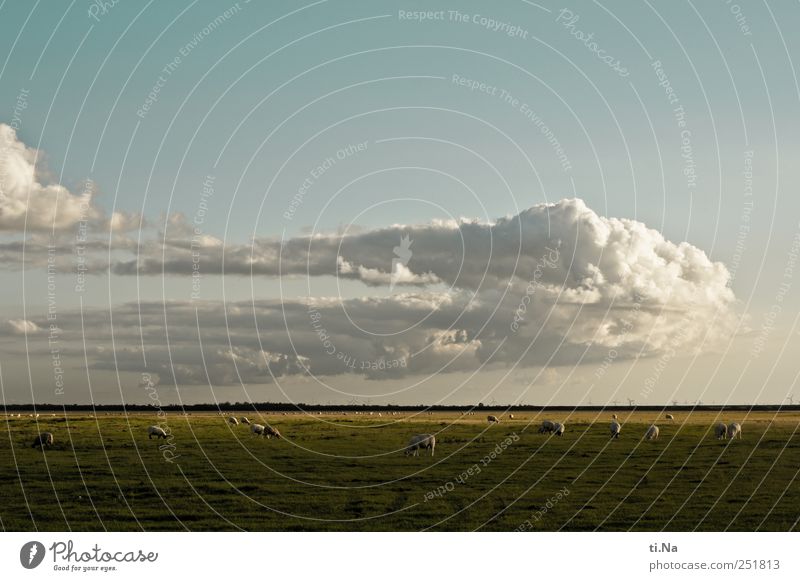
[[1, 411, 799, 531]]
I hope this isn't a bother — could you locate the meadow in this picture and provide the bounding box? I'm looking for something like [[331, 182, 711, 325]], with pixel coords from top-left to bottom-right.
[[1, 410, 799, 531]]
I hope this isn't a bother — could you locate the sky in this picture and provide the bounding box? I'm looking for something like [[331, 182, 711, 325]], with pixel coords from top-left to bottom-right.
[[0, 0, 799, 406]]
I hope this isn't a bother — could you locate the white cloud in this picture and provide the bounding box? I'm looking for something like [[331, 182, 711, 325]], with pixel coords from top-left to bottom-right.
[[7, 319, 41, 334], [0, 124, 100, 231]]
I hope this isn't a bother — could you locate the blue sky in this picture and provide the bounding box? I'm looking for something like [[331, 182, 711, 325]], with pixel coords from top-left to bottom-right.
[[1, 1, 799, 405]]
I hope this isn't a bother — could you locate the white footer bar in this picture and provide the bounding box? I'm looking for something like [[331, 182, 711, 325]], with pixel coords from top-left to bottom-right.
[[1, 532, 796, 579]]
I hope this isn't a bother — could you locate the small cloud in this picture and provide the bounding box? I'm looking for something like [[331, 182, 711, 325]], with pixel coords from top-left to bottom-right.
[[7, 319, 41, 334], [109, 211, 145, 232]]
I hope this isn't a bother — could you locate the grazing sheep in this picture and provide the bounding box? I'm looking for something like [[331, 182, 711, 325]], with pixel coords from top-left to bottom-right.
[[644, 424, 660, 440], [251, 423, 265, 436], [714, 422, 727, 440], [665, 414, 675, 421], [610, 420, 621, 439], [727, 422, 742, 440], [32, 432, 54, 448], [240, 417, 251, 425], [611, 413, 618, 420], [147, 425, 168, 439], [538, 420, 556, 434], [554, 422, 565, 436], [227, 416, 239, 425], [509, 414, 515, 419], [404, 434, 435, 457], [487, 415, 500, 424], [264, 425, 281, 439]]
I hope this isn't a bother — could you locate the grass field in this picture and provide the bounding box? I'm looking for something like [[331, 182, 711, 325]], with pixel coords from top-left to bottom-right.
[[1, 410, 799, 531]]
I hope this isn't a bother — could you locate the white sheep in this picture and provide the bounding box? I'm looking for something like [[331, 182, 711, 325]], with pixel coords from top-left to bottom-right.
[[32, 432, 53, 448], [727, 422, 742, 440], [554, 422, 565, 436], [610, 420, 621, 439], [487, 415, 500, 423], [665, 414, 675, 421], [509, 414, 515, 419], [538, 419, 556, 434], [404, 434, 435, 456], [611, 413, 618, 420], [644, 424, 660, 440], [251, 423, 265, 436], [240, 417, 251, 425], [147, 425, 168, 440], [264, 425, 281, 439], [227, 416, 239, 425], [714, 422, 727, 440]]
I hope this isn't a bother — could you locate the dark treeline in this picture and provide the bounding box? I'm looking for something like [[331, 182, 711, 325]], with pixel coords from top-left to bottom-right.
[[3, 403, 799, 413]]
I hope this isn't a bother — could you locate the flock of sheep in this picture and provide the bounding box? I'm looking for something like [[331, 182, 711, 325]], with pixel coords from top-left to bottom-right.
[[401, 415, 745, 459], [490, 415, 743, 443], [23, 413, 745, 453], [225, 415, 282, 438], [223, 416, 282, 438]]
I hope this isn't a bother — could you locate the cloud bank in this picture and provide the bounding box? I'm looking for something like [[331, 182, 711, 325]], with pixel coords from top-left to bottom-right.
[[5, 199, 738, 386], [0, 127, 738, 386]]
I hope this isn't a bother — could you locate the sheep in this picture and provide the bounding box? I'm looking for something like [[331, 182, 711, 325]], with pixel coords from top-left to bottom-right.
[[487, 415, 500, 424], [147, 425, 168, 440], [727, 422, 742, 440], [610, 420, 621, 439], [665, 413, 675, 421], [611, 413, 618, 420], [714, 422, 727, 440], [227, 416, 239, 425], [538, 419, 556, 434], [264, 425, 281, 439], [508, 414, 515, 419], [404, 434, 435, 456], [251, 423, 265, 436], [32, 432, 53, 448], [644, 424, 660, 440], [554, 422, 565, 436], [240, 417, 251, 425]]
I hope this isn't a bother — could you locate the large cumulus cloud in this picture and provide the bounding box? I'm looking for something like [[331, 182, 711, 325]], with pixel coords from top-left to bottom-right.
[[6, 199, 739, 386]]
